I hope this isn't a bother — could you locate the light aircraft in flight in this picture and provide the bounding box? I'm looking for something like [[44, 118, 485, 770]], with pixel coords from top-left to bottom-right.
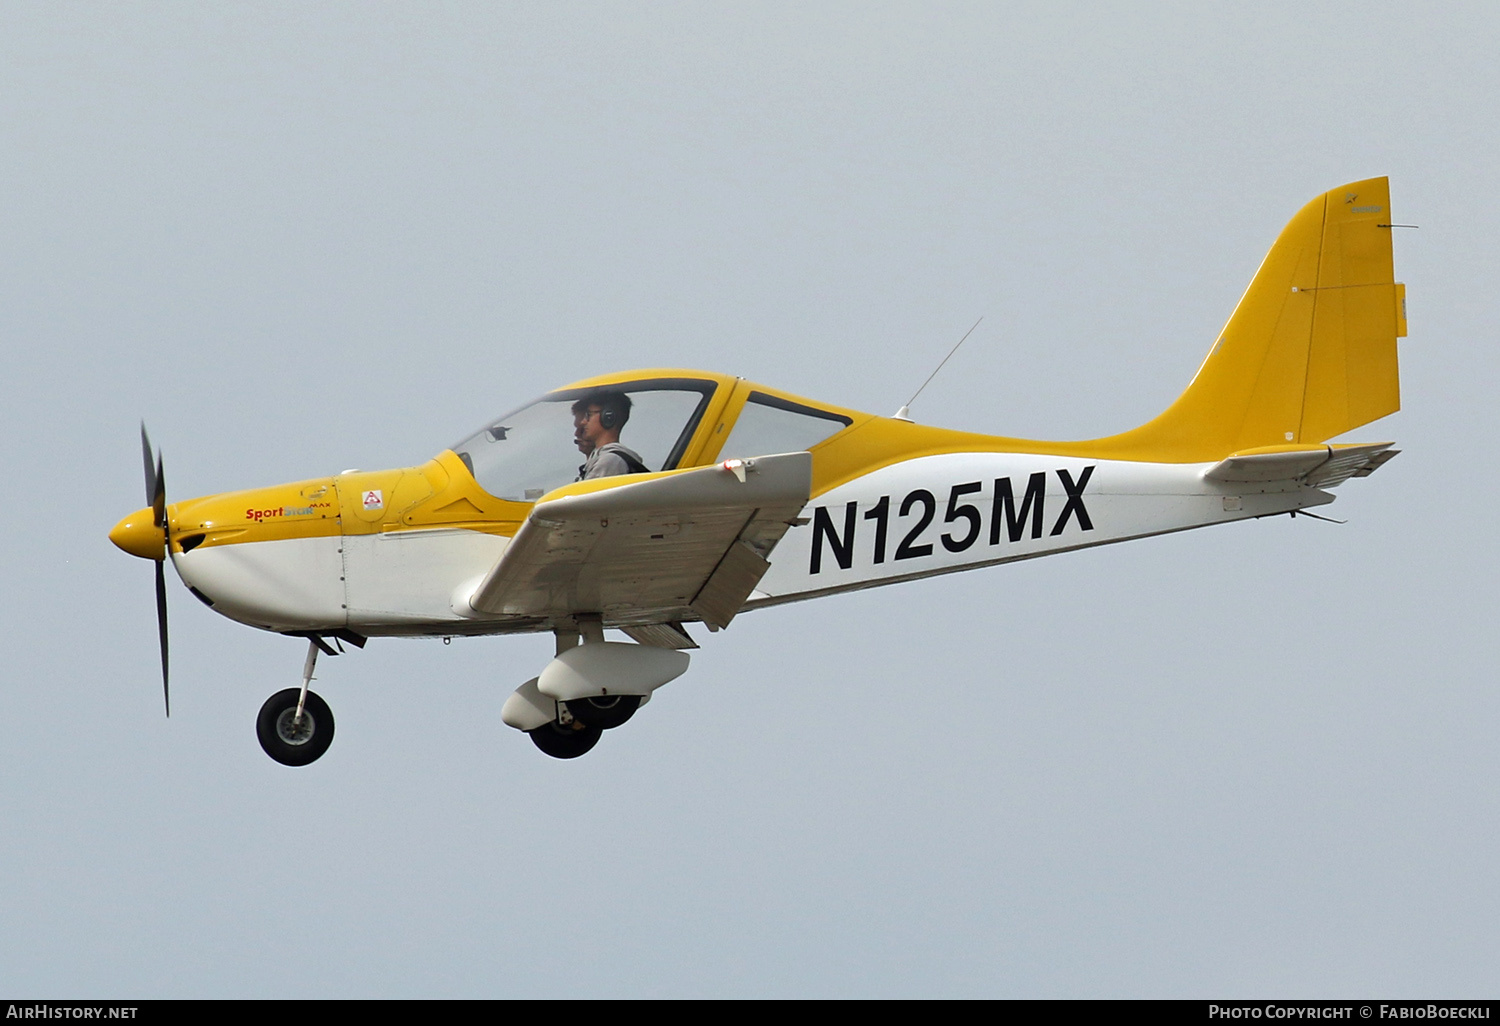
[[111, 177, 1408, 764]]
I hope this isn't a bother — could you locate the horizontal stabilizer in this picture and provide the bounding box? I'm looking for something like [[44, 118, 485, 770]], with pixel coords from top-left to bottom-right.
[[1204, 443, 1397, 487]]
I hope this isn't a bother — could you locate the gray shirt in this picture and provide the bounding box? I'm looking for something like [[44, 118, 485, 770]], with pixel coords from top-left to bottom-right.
[[579, 442, 646, 481]]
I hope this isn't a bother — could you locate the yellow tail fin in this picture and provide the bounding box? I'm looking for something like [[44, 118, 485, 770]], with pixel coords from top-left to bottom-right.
[[1099, 178, 1405, 462]]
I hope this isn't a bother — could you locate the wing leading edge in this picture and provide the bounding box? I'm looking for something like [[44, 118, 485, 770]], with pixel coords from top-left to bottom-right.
[[465, 452, 813, 630]]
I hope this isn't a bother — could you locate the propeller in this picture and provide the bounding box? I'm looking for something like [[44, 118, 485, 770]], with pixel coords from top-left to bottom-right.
[[141, 424, 170, 717]]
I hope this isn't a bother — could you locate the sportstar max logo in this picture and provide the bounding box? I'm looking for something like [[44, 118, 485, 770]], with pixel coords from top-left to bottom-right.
[[809, 467, 1095, 574], [246, 505, 318, 522]]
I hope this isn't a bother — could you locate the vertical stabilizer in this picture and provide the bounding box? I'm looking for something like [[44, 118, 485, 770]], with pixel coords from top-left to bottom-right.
[[1100, 178, 1404, 462]]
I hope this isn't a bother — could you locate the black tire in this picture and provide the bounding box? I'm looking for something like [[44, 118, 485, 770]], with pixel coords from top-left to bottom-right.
[[256, 688, 335, 766], [528, 720, 602, 759], [565, 694, 641, 730]]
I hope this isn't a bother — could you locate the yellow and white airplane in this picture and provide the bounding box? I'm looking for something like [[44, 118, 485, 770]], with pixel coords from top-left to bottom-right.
[[111, 178, 1408, 765]]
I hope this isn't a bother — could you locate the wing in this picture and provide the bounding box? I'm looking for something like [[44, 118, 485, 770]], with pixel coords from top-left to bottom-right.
[[465, 452, 812, 630], [1204, 442, 1399, 488]]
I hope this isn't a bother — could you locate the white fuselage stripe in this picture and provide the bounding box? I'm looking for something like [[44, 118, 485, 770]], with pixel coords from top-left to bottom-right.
[[755, 453, 1330, 603]]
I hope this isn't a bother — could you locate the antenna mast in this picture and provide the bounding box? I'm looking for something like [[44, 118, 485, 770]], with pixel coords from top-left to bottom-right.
[[894, 316, 983, 421]]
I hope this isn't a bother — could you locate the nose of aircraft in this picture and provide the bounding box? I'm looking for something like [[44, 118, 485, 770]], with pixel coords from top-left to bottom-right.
[[110, 507, 166, 560]]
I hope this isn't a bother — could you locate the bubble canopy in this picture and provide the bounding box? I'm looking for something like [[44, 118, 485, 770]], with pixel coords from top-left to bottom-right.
[[451, 377, 718, 502]]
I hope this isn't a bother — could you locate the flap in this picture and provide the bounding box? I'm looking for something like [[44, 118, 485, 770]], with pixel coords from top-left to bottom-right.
[[466, 452, 812, 629]]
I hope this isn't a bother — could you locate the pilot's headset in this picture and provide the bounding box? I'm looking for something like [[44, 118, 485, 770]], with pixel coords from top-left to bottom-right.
[[598, 395, 624, 431]]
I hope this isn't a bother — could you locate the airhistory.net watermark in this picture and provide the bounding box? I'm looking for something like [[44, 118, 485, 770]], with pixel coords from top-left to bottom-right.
[[5, 1007, 138, 1019]]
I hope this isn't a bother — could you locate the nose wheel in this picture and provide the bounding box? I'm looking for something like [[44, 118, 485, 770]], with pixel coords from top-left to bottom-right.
[[257, 688, 336, 766]]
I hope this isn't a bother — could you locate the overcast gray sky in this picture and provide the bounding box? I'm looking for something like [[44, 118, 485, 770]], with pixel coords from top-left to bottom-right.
[[3, 1, 1497, 997]]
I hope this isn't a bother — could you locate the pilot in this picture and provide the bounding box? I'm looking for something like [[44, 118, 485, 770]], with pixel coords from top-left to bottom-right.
[[573, 392, 648, 480]]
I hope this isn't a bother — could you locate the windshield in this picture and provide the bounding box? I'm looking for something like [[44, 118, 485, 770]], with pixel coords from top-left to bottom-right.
[[452, 379, 716, 501]]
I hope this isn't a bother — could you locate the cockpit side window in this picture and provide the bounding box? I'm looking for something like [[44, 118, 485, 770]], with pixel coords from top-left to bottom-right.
[[717, 392, 852, 461], [452, 379, 715, 502]]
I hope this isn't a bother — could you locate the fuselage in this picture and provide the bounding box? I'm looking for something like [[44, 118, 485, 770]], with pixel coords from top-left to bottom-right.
[[115, 368, 1335, 641]]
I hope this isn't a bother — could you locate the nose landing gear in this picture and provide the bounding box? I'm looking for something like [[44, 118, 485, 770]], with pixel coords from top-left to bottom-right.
[[256, 638, 337, 766]]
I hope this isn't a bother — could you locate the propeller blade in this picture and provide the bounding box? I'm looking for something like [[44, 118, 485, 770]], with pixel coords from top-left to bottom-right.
[[142, 422, 166, 527], [141, 422, 170, 716], [152, 453, 165, 529], [156, 558, 170, 717], [140, 423, 156, 507]]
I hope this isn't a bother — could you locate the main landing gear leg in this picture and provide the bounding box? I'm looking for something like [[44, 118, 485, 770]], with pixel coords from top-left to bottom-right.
[[523, 622, 602, 759], [256, 638, 337, 766]]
